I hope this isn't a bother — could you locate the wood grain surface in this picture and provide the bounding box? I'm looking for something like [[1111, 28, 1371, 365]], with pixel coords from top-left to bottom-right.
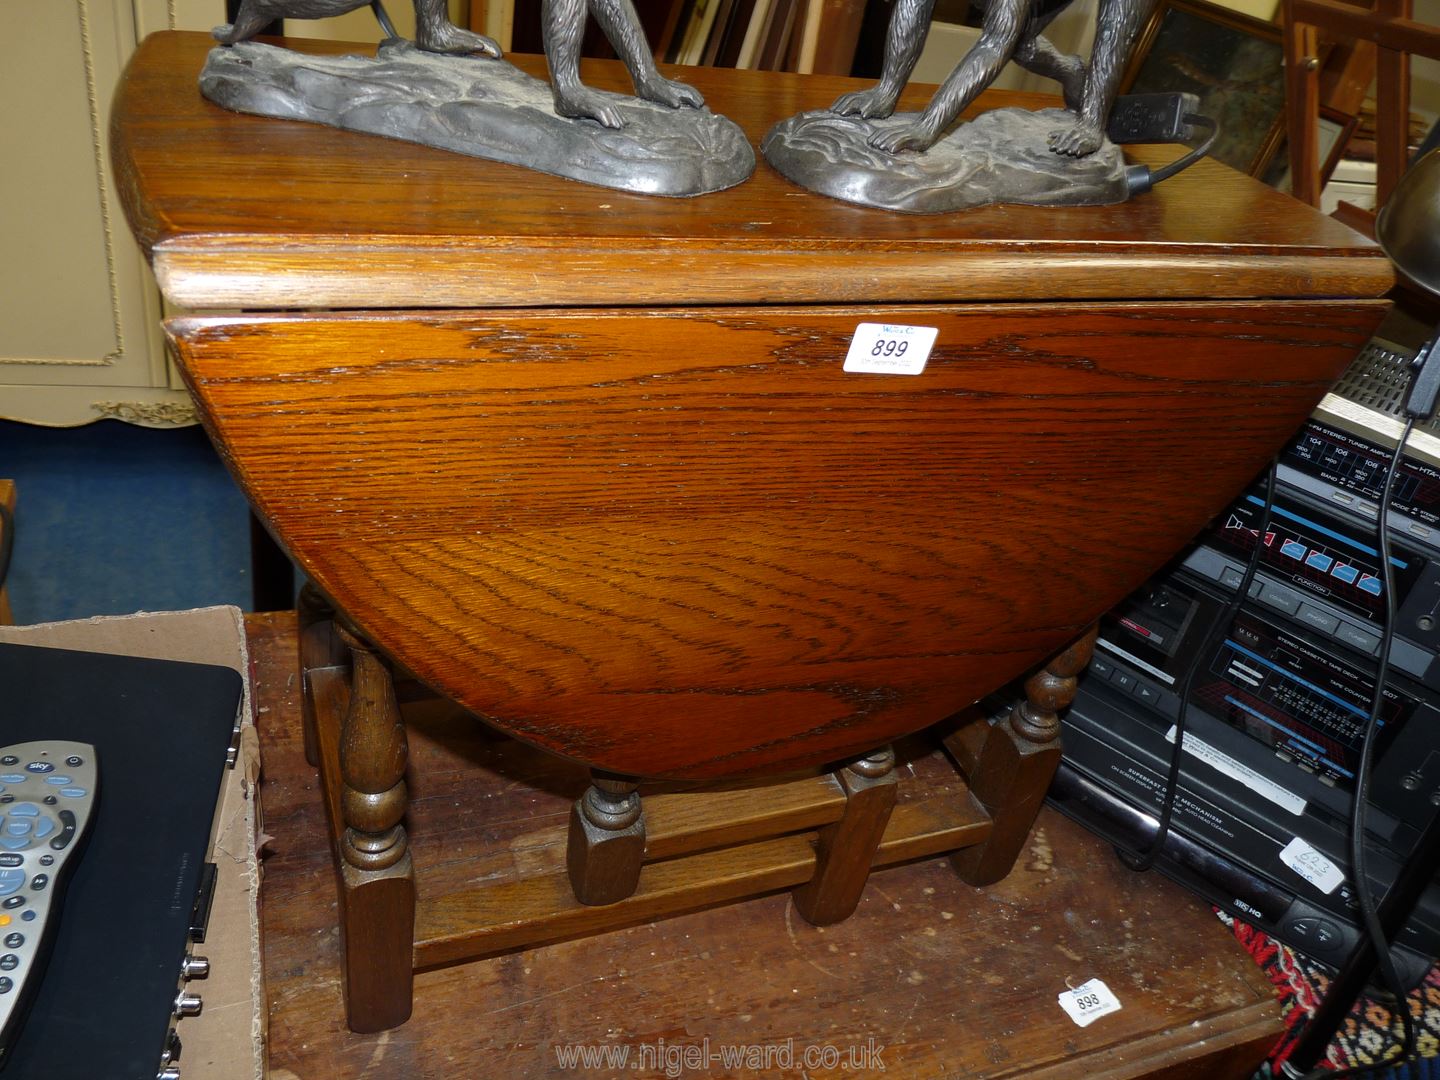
[[249, 612, 1285, 1080], [171, 301, 1383, 777], [111, 32, 1393, 310]]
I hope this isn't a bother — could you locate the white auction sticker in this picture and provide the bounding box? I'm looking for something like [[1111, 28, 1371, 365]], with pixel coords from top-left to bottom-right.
[[843, 323, 938, 375], [1279, 837, 1345, 895], [1164, 725, 1307, 816], [1058, 979, 1122, 1027]]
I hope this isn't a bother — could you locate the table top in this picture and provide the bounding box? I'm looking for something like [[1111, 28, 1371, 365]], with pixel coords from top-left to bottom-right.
[[112, 32, 1392, 311], [120, 33, 1393, 779], [171, 299, 1384, 778], [249, 609, 1284, 1080]]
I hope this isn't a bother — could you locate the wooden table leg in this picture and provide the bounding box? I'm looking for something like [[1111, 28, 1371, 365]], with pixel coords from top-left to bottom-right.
[[332, 623, 416, 1032], [567, 772, 646, 905], [297, 582, 344, 768], [948, 625, 1098, 887], [792, 745, 897, 925]]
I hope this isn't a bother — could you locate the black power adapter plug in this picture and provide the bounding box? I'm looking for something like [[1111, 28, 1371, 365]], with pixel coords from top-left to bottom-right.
[[1103, 92, 1217, 196], [1107, 92, 1204, 144], [1405, 339, 1440, 420]]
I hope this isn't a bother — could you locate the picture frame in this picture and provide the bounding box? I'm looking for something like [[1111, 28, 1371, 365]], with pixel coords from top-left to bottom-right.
[[1120, 0, 1288, 176], [1316, 106, 1360, 182], [1262, 105, 1359, 193]]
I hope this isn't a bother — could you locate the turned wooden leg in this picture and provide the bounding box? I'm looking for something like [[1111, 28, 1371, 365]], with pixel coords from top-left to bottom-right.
[[948, 625, 1098, 887], [567, 772, 646, 905], [792, 745, 897, 926], [297, 581, 345, 768], [333, 623, 416, 1032]]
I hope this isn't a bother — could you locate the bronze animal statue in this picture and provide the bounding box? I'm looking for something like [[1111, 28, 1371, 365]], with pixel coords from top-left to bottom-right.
[[216, 0, 501, 57], [541, 0, 703, 127], [216, 0, 703, 130], [831, 0, 1155, 156]]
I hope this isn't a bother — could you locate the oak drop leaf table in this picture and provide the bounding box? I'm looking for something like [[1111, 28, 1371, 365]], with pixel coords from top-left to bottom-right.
[[112, 31, 1392, 1032]]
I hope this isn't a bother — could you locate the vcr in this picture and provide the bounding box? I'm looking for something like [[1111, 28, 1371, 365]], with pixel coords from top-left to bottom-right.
[[1048, 334, 1440, 984]]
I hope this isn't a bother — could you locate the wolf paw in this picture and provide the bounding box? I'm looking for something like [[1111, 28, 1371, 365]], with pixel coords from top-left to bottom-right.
[[636, 75, 704, 110], [418, 24, 502, 57], [1048, 120, 1103, 157], [554, 87, 625, 129], [868, 122, 941, 154], [830, 88, 899, 120]]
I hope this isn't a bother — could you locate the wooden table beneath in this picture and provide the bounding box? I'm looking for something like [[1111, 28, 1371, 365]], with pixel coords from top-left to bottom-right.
[[249, 612, 1282, 1079]]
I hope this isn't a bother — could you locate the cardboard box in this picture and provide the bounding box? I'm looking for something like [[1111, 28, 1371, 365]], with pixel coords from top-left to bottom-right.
[[0, 607, 264, 1080]]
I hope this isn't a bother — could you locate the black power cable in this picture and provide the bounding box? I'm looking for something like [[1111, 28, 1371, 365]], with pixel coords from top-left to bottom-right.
[[1106, 92, 1220, 195], [1272, 340, 1440, 1078], [1116, 425, 1426, 1079], [1276, 417, 1423, 1080], [1129, 459, 1276, 872], [1125, 113, 1219, 196]]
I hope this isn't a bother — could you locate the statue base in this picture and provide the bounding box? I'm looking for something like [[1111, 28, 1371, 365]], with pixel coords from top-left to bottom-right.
[[199, 41, 755, 197], [761, 107, 1130, 213]]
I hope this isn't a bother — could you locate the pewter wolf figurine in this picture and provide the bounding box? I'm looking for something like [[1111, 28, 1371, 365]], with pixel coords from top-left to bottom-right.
[[832, 0, 1154, 156], [216, 0, 703, 129]]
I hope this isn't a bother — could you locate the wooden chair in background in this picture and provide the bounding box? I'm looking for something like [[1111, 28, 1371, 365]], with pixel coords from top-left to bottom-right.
[[1284, 0, 1440, 214]]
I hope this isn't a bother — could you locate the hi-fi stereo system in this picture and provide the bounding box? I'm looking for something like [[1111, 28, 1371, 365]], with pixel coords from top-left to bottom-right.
[[1048, 331, 1440, 984]]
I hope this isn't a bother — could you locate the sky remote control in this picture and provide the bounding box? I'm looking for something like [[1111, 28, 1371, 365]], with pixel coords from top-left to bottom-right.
[[0, 742, 98, 1067]]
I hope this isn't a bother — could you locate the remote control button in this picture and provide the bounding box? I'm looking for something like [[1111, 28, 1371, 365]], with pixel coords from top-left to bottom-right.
[[0, 857, 19, 869], [38, 855, 52, 867], [20, 912, 34, 922], [30, 875, 48, 892], [0, 955, 18, 972], [5, 934, 24, 948], [0, 873, 20, 897], [50, 810, 75, 851], [2, 898, 23, 910], [64, 756, 82, 768], [0, 978, 13, 993], [42, 777, 70, 786], [3, 822, 32, 838], [0, 797, 12, 805], [33, 818, 54, 841], [0, 838, 29, 851], [24, 762, 53, 774], [7, 804, 38, 818], [0, 776, 23, 786], [58, 789, 86, 800], [41, 796, 55, 806], [0, 756, 16, 766]]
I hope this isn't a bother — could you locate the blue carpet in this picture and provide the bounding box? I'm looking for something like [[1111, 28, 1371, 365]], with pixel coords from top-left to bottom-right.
[[0, 419, 253, 623]]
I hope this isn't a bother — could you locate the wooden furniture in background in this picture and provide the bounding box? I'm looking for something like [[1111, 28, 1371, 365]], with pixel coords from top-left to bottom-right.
[[486, 0, 866, 73], [252, 609, 1287, 1080], [0, 481, 14, 625], [114, 31, 1392, 1033], [1284, 0, 1440, 208], [1, 0, 224, 427]]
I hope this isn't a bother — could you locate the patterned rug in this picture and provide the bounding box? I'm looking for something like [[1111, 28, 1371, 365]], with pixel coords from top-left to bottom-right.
[[1221, 912, 1440, 1075]]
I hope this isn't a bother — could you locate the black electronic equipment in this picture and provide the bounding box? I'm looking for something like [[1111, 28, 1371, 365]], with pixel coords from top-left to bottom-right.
[[1049, 333, 1440, 985], [0, 644, 241, 1079]]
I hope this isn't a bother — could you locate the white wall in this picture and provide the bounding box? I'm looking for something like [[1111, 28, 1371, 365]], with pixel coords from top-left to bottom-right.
[[914, 0, 1098, 95], [283, 1, 469, 42]]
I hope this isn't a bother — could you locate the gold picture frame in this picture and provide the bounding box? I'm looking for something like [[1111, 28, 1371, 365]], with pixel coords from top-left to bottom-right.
[[1121, 0, 1288, 177]]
